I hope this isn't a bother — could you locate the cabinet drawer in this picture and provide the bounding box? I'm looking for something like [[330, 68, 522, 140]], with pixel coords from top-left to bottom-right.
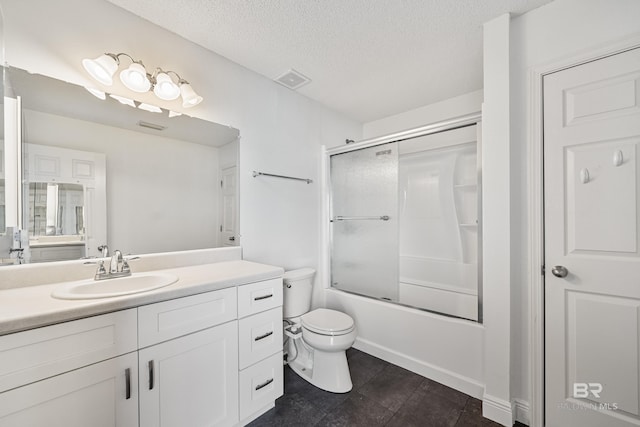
[[238, 307, 283, 369], [0, 309, 137, 393], [237, 278, 283, 318], [239, 351, 283, 421], [139, 287, 237, 348]]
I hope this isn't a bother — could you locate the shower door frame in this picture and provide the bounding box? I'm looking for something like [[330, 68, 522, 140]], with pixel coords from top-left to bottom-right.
[[324, 112, 484, 322]]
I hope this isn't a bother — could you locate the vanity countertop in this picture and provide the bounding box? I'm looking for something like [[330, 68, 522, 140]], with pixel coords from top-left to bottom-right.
[[0, 260, 284, 336]]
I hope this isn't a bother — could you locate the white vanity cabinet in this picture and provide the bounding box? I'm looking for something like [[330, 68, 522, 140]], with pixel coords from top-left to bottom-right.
[[0, 310, 139, 426], [236, 278, 284, 422], [137, 288, 239, 427], [0, 273, 284, 427]]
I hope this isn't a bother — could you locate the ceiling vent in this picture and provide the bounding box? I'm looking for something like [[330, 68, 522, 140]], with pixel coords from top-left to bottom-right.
[[274, 69, 311, 90], [137, 121, 166, 131]]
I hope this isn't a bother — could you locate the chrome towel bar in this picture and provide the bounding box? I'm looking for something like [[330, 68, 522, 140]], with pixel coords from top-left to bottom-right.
[[252, 170, 312, 184], [332, 215, 390, 221]]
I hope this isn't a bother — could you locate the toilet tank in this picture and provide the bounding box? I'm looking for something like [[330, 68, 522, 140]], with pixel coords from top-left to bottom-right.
[[282, 268, 316, 319]]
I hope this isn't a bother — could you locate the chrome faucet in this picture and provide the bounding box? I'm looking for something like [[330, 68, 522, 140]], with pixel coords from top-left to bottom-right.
[[94, 249, 132, 280], [110, 250, 123, 273]]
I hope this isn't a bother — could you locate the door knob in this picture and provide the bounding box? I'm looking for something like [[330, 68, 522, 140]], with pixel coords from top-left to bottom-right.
[[551, 265, 569, 278], [229, 236, 235, 241]]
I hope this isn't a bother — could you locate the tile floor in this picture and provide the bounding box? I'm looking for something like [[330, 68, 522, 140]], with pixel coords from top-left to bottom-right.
[[249, 348, 526, 427]]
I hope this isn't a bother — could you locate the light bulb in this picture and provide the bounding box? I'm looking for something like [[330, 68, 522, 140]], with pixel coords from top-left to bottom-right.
[[153, 72, 181, 100], [120, 62, 151, 93], [179, 82, 203, 108], [82, 54, 118, 86]]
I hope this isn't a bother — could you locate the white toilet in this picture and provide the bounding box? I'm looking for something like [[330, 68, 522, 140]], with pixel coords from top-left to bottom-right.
[[282, 268, 357, 393]]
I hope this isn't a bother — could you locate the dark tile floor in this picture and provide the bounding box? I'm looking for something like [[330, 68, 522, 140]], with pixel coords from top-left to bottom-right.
[[249, 348, 527, 427]]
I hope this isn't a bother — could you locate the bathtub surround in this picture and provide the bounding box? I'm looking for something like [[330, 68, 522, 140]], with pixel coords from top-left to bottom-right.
[[327, 121, 481, 321]]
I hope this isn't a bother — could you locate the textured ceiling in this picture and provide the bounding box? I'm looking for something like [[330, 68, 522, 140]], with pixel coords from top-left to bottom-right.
[[106, 0, 552, 123]]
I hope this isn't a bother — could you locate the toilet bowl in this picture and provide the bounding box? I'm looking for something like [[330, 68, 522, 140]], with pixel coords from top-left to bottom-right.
[[283, 269, 356, 393]]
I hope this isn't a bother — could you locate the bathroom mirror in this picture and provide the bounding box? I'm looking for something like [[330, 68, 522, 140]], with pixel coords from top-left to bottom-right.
[[4, 66, 240, 262]]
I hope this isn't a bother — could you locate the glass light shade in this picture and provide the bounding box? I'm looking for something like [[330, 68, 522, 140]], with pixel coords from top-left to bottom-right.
[[82, 54, 118, 86], [180, 82, 203, 108], [120, 62, 151, 92], [153, 73, 180, 100]]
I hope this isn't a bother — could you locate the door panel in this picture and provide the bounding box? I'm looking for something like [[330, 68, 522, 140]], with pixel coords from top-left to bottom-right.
[[566, 140, 638, 255], [544, 47, 640, 427], [330, 142, 399, 301]]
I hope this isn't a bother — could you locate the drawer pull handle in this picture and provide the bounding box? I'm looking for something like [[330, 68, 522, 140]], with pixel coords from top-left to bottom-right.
[[148, 360, 155, 390], [125, 368, 131, 400], [254, 331, 274, 341], [254, 294, 273, 301], [255, 378, 274, 391]]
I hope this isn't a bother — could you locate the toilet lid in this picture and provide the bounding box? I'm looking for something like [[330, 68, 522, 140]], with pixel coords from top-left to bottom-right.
[[301, 308, 355, 335]]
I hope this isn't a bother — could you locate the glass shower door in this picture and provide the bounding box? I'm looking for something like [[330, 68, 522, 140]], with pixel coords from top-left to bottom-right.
[[330, 142, 399, 301]]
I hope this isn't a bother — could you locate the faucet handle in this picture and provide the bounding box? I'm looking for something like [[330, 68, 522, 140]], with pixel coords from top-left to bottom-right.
[[121, 259, 131, 274], [94, 261, 108, 280]]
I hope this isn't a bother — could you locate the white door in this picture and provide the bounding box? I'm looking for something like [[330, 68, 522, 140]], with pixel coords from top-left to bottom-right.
[[0, 353, 138, 427], [544, 47, 640, 426], [220, 166, 238, 246], [139, 322, 239, 427]]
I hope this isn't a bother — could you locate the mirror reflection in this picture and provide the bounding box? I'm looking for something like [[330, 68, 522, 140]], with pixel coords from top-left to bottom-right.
[[28, 182, 85, 237], [4, 67, 240, 263], [0, 179, 5, 233]]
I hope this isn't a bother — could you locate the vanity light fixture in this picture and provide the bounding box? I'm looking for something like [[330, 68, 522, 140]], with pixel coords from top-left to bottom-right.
[[82, 52, 203, 108]]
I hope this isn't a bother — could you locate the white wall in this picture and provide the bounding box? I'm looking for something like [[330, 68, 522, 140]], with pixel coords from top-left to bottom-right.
[[363, 90, 483, 139], [0, 0, 361, 277]]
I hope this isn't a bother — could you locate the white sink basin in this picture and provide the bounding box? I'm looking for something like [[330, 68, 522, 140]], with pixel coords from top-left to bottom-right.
[[51, 273, 179, 300]]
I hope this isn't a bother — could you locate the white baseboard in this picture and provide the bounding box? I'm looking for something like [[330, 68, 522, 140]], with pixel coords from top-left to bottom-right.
[[353, 337, 484, 399], [514, 398, 530, 426], [482, 393, 514, 427]]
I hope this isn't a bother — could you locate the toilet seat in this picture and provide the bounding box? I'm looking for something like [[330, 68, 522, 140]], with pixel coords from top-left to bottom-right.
[[301, 308, 355, 336]]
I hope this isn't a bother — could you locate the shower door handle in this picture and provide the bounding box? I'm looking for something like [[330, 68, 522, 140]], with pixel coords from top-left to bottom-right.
[[332, 215, 390, 221]]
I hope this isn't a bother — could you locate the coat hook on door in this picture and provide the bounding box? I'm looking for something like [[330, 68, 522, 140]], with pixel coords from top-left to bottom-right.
[[579, 168, 590, 184], [613, 150, 623, 167]]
